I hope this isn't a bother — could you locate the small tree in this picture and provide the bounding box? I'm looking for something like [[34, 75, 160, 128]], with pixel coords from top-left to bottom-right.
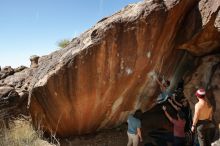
[[57, 39, 70, 49]]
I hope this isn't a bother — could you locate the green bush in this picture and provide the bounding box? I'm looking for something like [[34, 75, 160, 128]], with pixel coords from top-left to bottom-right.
[[57, 39, 70, 49]]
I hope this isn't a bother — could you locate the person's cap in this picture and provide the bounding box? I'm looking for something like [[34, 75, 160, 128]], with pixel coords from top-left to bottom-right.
[[195, 88, 206, 98]]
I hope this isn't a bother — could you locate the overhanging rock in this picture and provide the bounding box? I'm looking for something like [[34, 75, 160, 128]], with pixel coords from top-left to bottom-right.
[[29, 0, 220, 137]]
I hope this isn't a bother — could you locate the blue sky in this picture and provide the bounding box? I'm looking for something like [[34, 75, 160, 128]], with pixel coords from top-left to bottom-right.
[[0, 0, 141, 68]]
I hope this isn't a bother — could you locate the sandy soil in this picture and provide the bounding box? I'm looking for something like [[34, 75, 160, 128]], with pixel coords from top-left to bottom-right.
[[59, 105, 173, 146]]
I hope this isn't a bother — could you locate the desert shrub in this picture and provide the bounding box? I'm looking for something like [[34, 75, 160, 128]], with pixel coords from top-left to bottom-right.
[[0, 119, 57, 146], [57, 39, 70, 49]]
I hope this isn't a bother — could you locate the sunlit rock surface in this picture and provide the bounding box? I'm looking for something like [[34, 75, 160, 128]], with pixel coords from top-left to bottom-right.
[[29, 0, 220, 136], [179, 0, 220, 56]]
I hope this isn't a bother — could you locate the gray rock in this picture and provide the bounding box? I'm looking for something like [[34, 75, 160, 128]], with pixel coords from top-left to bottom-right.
[[0, 66, 15, 80], [14, 65, 27, 73], [30, 55, 40, 68], [0, 86, 14, 98]]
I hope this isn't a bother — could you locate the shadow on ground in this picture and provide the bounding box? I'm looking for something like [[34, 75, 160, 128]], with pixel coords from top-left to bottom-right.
[[59, 104, 173, 146]]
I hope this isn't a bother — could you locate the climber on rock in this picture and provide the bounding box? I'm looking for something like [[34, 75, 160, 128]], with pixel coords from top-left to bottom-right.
[[127, 109, 143, 146], [155, 76, 172, 104], [191, 88, 215, 146]]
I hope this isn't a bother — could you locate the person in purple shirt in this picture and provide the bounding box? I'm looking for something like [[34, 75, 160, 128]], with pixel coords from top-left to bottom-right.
[[162, 105, 186, 146]]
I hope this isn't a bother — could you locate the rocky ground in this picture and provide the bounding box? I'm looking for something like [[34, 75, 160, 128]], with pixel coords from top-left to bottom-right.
[[60, 127, 127, 146]]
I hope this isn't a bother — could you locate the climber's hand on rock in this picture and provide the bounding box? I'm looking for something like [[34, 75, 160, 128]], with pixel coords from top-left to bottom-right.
[[191, 126, 195, 133], [140, 138, 143, 142], [168, 99, 172, 103], [162, 106, 166, 111]]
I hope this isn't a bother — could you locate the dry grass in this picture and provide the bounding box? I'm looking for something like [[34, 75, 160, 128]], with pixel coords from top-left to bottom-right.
[[0, 119, 57, 146]]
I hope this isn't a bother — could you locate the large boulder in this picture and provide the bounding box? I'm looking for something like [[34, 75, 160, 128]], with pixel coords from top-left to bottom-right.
[[29, 0, 220, 137], [0, 66, 32, 126], [0, 66, 14, 80]]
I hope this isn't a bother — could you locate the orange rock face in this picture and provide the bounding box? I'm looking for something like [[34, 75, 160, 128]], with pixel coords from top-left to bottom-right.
[[29, 0, 220, 137]]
